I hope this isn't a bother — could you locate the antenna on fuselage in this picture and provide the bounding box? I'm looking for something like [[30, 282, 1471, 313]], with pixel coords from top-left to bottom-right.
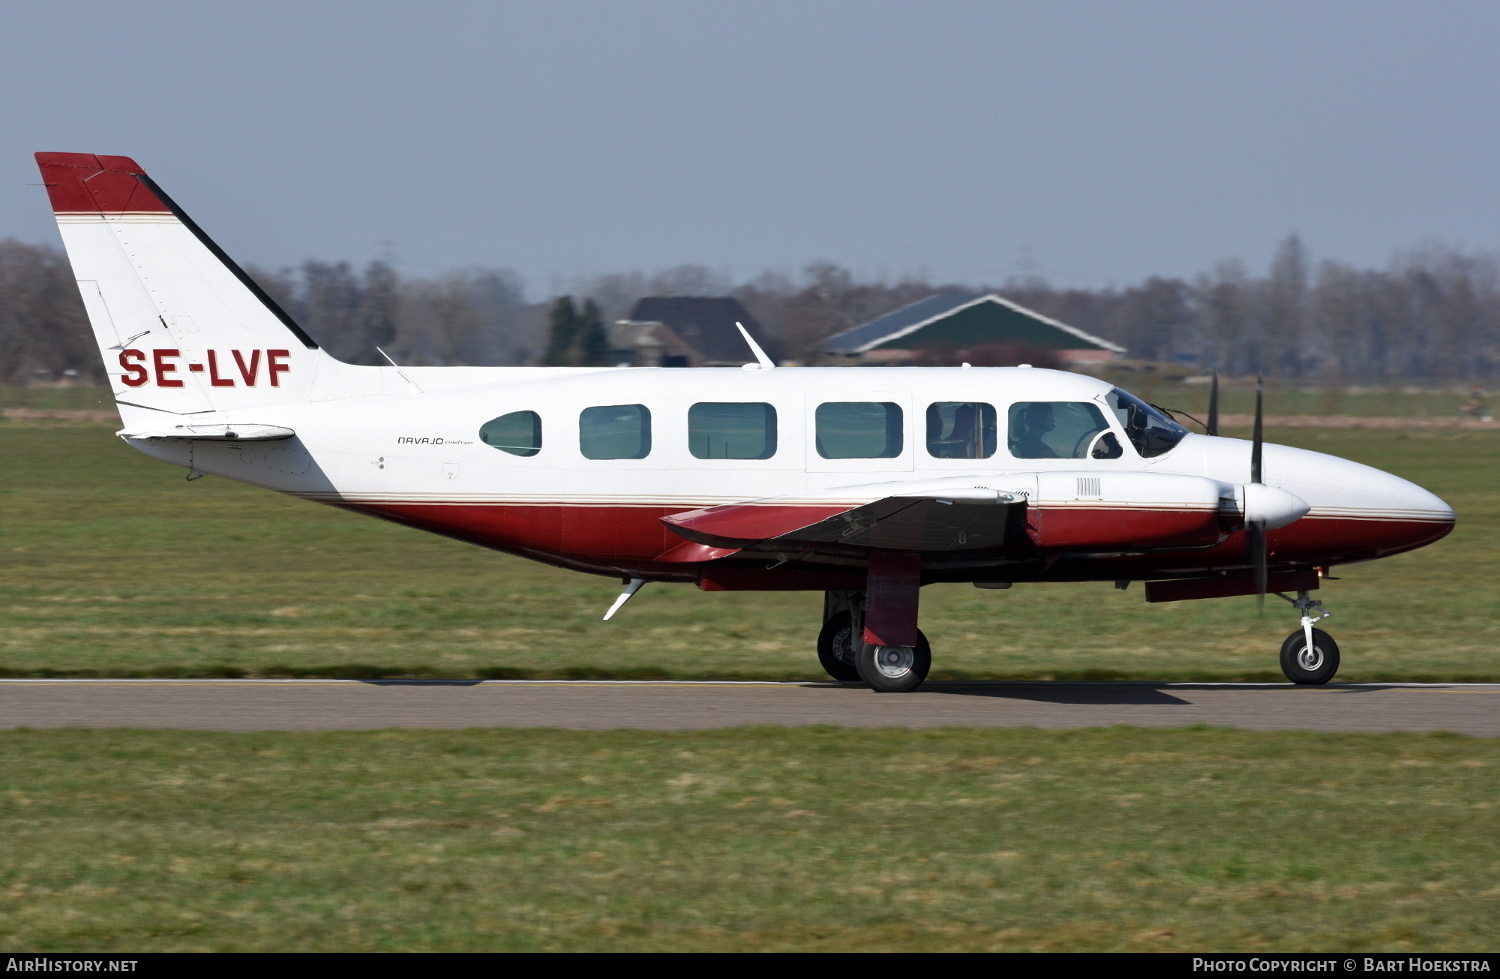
[[603, 578, 646, 621], [735, 322, 775, 371], [376, 347, 423, 393]]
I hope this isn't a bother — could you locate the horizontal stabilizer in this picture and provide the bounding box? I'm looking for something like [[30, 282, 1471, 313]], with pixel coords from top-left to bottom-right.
[[119, 423, 295, 441]]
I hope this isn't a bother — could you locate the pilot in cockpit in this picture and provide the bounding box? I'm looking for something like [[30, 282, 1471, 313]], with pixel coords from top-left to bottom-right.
[[1011, 403, 1058, 458]]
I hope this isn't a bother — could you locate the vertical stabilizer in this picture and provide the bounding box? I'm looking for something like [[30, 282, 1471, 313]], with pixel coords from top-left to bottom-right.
[[36, 153, 334, 414]]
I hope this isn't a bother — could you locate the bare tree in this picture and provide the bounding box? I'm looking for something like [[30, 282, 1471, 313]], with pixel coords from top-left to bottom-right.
[[1114, 277, 1189, 363], [1264, 234, 1310, 376], [7, 233, 1500, 387], [0, 240, 94, 384]]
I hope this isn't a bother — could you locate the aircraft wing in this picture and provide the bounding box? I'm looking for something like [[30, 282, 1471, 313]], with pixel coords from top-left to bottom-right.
[[660, 470, 1234, 563], [662, 485, 1025, 556]]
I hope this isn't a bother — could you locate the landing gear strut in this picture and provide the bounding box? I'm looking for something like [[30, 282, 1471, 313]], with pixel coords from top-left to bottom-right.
[[819, 552, 932, 692], [1276, 590, 1339, 685]]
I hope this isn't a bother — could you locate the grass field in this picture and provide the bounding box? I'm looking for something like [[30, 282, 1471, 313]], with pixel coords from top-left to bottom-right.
[[2, 414, 1496, 681], [3, 397, 1496, 953], [0, 726, 1495, 952]]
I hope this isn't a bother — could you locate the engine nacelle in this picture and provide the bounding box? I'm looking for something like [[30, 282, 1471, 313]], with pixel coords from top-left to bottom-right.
[[1241, 483, 1310, 530], [1028, 472, 1227, 550]]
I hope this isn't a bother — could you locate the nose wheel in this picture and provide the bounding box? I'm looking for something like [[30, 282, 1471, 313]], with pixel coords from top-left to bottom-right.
[[1280, 628, 1340, 684], [1275, 589, 1339, 684]]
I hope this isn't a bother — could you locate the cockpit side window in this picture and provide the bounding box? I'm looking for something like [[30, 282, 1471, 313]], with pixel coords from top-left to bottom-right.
[[1105, 388, 1188, 458], [480, 410, 542, 457], [1007, 402, 1114, 459]]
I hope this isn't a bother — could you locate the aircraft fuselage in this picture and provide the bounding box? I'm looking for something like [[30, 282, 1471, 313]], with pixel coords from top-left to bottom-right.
[[123, 364, 1454, 588]]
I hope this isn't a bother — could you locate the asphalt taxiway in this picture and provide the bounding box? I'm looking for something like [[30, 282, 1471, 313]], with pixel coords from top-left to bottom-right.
[[0, 680, 1495, 735]]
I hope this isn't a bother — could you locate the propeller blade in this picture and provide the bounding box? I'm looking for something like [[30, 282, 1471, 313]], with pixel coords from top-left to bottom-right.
[[1249, 522, 1267, 612], [1206, 370, 1219, 437], [1250, 375, 1264, 485]]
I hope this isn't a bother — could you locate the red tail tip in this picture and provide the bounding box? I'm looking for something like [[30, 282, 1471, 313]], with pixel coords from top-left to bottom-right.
[[34, 152, 169, 214]]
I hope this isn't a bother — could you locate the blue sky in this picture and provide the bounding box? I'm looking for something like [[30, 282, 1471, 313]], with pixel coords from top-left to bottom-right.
[[3, 1, 1498, 296]]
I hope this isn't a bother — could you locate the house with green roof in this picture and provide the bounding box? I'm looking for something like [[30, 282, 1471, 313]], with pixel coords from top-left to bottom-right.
[[818, 293, 1124, 365]]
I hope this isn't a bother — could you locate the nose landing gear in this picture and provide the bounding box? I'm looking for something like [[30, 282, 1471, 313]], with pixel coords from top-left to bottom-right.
[[1276, 590, 1339, 684]]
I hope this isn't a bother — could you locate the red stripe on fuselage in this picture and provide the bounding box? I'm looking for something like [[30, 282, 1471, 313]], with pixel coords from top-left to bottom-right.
[[1271, 513, 1453, 563], [332, 501, 1452, 582], [338, 501, 700, 580]]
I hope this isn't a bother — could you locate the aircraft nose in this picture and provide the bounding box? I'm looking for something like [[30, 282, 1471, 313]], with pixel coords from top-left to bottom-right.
[[1389, 473, 1455, 522], [1264, 444, 1455, 558], [1339, 454, 1453, 523], [1374, 468, 1455, 554]]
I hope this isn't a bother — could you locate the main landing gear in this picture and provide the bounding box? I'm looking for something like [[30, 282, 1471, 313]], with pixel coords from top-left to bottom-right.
[[819, 551, 933, 693], [816, 605, 862, 682], [818, 605, 934, 690], [858, 634, 932, 693], [1276, 590, 1340, 685]]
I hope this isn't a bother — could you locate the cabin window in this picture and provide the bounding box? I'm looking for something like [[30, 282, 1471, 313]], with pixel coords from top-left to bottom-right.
[[1007, 402, 1114, 459], [689, 402, 777, 460], [815, 402, 904, 459], [926, 402, 996, 459], [580, 404, 652, 459], [479, 410, 542, 457]]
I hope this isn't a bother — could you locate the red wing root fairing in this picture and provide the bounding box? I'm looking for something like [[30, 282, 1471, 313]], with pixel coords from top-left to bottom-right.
[[663, 496, 1026, 557]]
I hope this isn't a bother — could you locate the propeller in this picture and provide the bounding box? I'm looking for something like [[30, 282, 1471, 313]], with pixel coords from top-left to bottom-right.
[[1206, 370, 1219, 437], [1247, 376, 1266, 609], [1237, 376, 1310, 611]]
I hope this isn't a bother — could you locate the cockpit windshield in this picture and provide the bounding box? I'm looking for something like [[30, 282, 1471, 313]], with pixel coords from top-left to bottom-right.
[[1105, 388, 1189, 458]]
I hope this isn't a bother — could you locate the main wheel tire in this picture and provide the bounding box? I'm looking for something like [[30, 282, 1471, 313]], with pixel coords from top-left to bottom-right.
[[1280, 628, 1340, 685], [816, 612, 861, 682], [855, 629, 932, 693]]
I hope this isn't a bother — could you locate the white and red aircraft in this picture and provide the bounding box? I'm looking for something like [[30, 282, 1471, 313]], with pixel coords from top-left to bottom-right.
[[34, 152, 1456, 691]]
